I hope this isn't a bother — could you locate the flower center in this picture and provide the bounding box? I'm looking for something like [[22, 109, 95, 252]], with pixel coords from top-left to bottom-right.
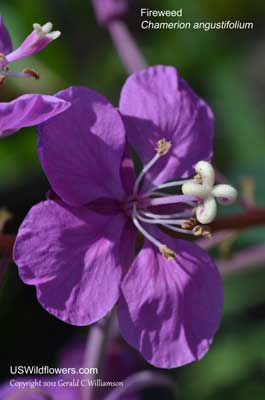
[[128, 139, 237, 260]]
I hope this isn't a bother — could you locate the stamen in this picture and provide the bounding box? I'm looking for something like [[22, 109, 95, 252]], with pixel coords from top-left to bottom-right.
[[156, 138, 171, 155], [132, 215, 163, 248], [142, 191, 169, 198], [141, 211, 193, 220], [0, 69, 35, 79], [181, 217, 197, 229], [193, 225, 212, 238], [22, 68, 40, 80], [164, 224, 194, 235], [202, 226, 212, 238], [132, 205, 176, 260], [160, 245, 176, 260], [149, 191, 170, 197], [133, 138, 171, 196], [133, 152, 160, 196], [137, 213, 187, 226]]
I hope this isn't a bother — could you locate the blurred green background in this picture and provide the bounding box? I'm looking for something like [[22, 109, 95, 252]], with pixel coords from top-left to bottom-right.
[[0, 0, 265, 399]]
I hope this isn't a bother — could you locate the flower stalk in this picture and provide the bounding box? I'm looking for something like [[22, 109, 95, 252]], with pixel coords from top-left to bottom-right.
[[108, 21, 147, 74], [212, 207, 265, 231], [82, 313, 114, 400]]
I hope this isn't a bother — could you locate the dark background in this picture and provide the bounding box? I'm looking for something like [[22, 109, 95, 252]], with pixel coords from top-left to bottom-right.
[[0, 0, 265, 399]]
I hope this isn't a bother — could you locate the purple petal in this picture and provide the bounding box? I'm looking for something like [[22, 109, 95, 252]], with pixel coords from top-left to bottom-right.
[[119, 65, 214, 192], [119, 219, 137, 274], [0, 94, 70, 137], [38, 86, 127, 206], [14, 199, 133, 326], [0, 16, 12, 54], [118, 232, 222, 368], [92, 0, 128, 25]]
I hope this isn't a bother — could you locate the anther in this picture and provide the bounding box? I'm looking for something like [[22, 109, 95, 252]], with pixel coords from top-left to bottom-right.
[[160, 245, 176, 260], [201, 225, 212, 238], [181, 217, 197, 229], [192, 225, 203, 236], [22, 68, 40, 80], [192, 225, 212, 238], [156, 138, 171, 155]]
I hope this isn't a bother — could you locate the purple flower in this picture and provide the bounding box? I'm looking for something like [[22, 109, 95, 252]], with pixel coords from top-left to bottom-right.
[[92, 0, 129, 25], [14, 65, 228, 369], [0, 18, 60, 67], [0, 94, 70, 137]]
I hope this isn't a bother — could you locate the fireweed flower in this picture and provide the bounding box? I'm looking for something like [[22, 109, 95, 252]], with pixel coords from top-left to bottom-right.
[[0, 16, 60, 81], [14, 66, 237, 368]]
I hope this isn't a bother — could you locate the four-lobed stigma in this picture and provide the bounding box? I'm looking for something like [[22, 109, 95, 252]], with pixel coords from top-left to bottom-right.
[[130, 139, 238, 260], [182, 161, 237, 224]]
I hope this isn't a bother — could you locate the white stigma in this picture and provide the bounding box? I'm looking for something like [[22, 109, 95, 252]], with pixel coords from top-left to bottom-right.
[[195, 161, 215, 186], [182, 161, 237, 224], [33, 22, 61, 40], [130, 145, 237, 258]]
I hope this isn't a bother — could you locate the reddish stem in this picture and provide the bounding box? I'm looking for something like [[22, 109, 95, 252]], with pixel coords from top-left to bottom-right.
[[212, 207, 265, 231]]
